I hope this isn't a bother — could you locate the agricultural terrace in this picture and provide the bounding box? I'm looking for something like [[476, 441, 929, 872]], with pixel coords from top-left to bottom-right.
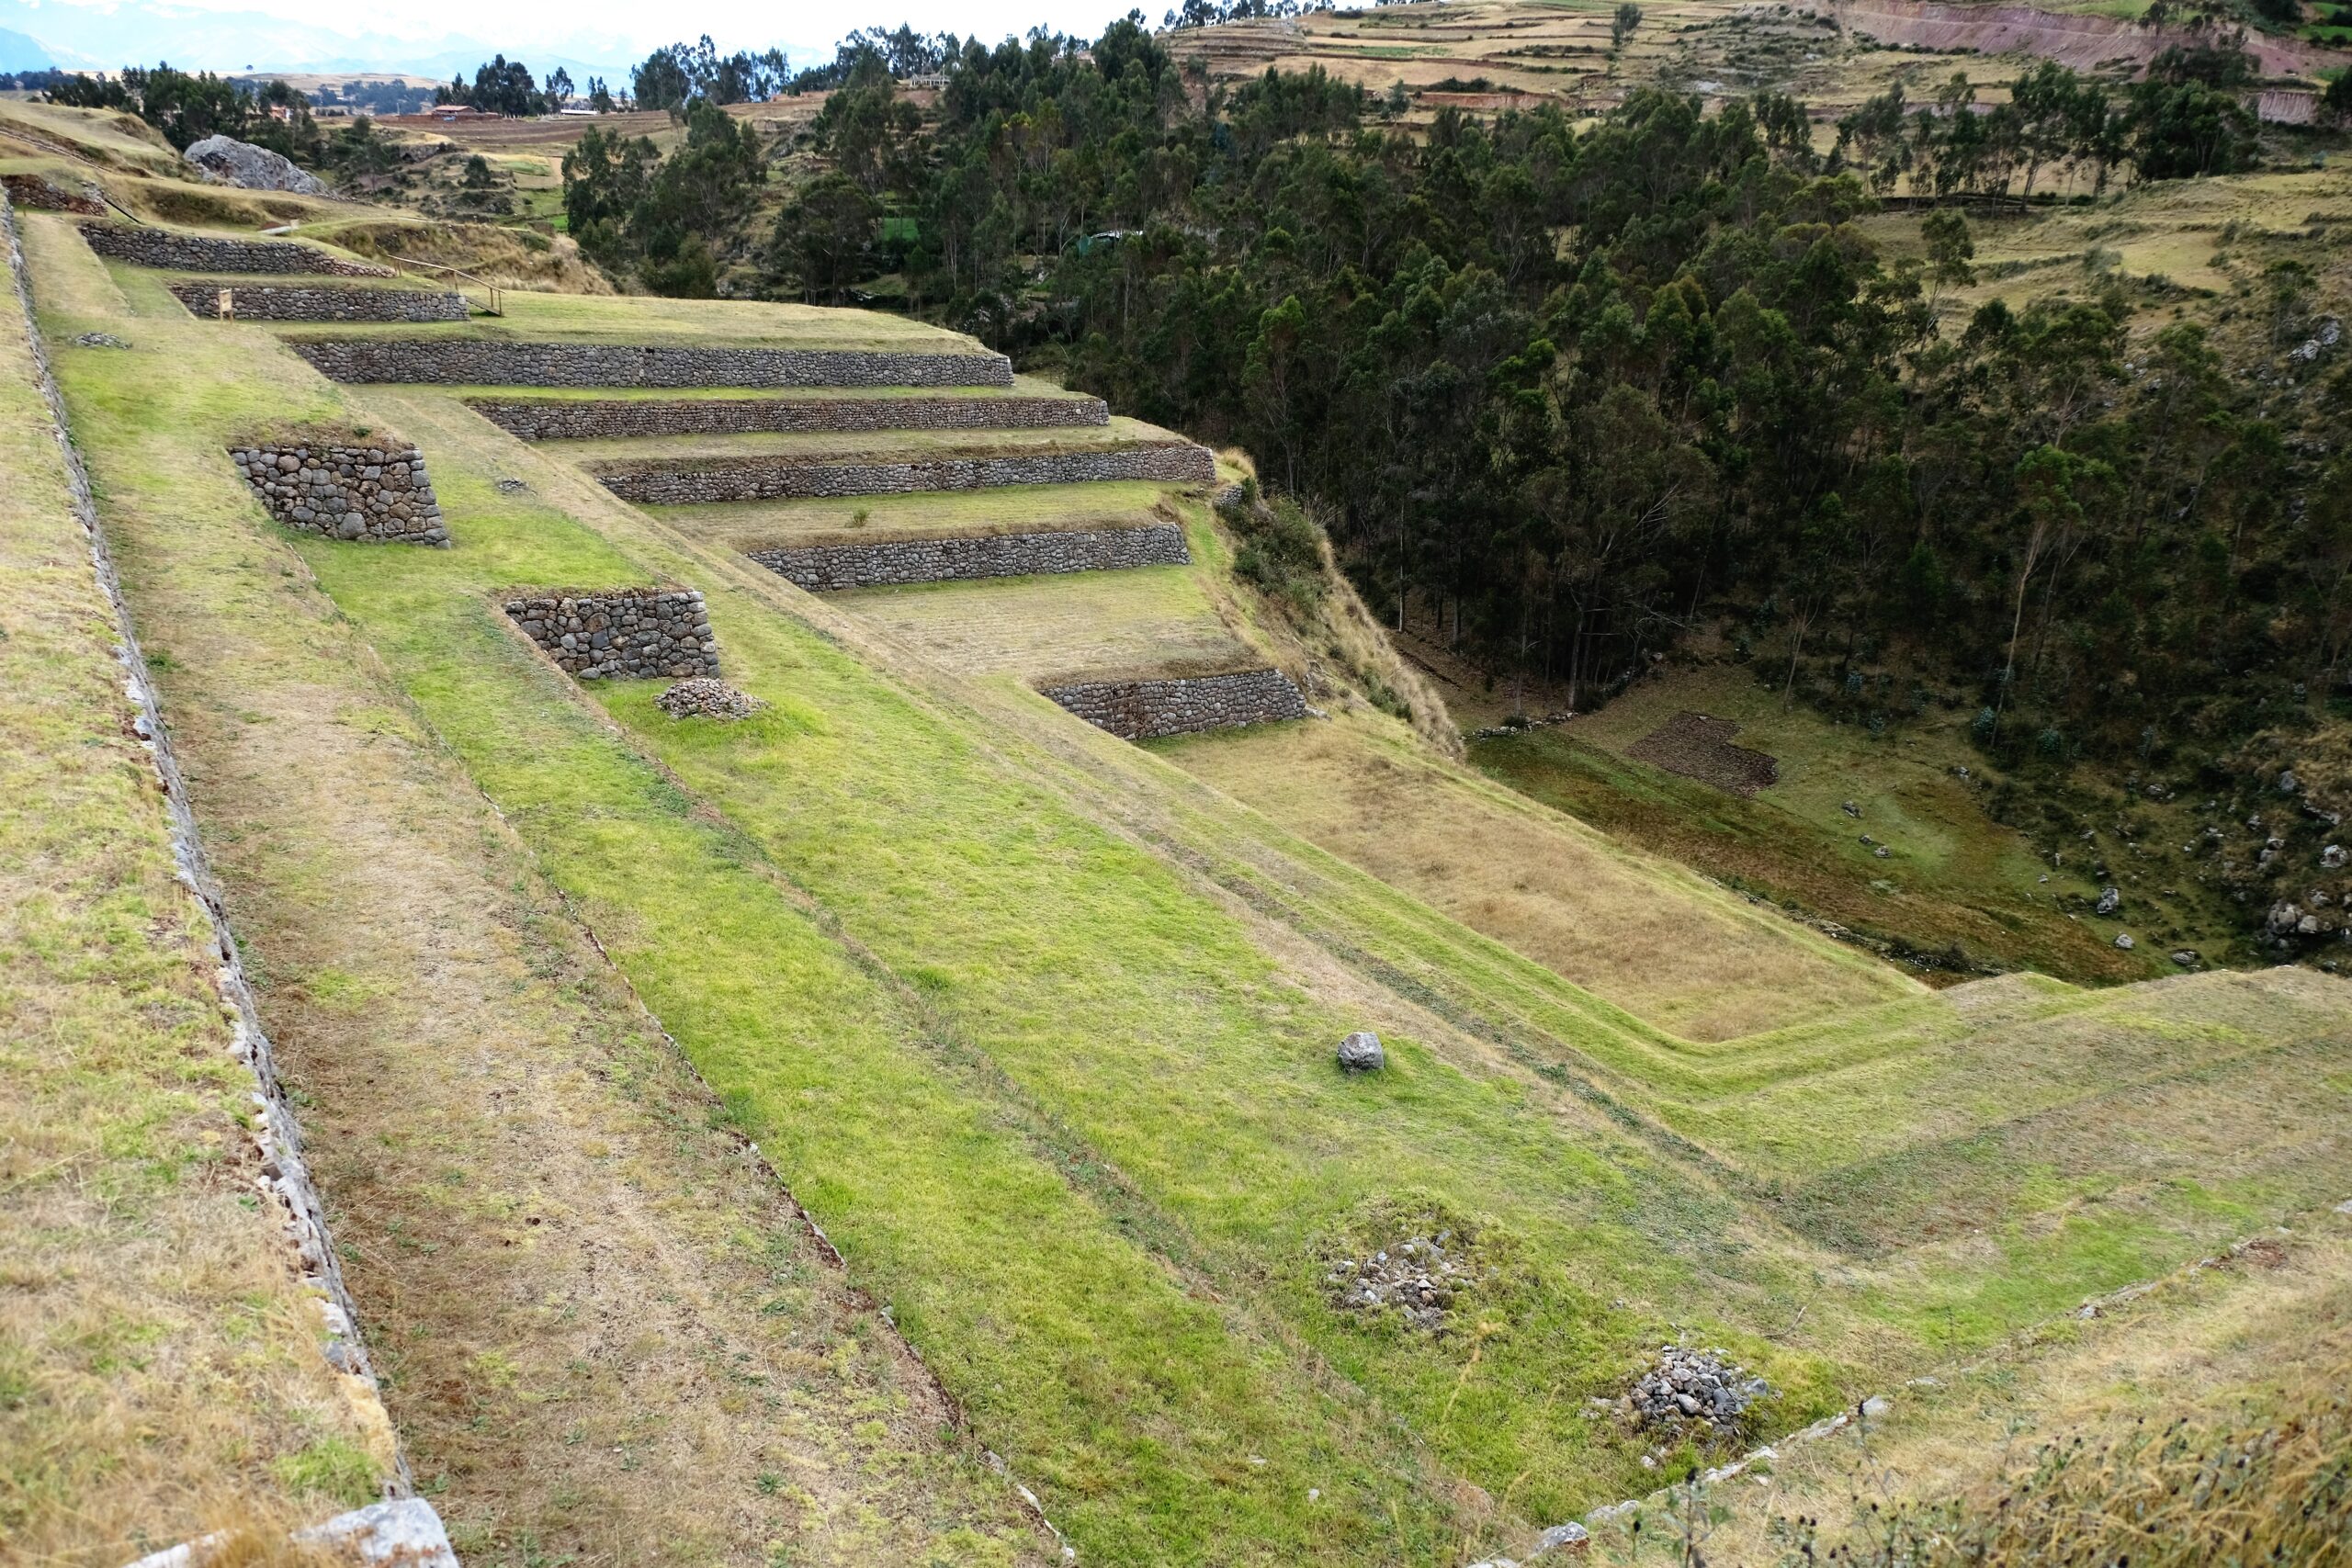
[[19, 194, 2352, 1567]]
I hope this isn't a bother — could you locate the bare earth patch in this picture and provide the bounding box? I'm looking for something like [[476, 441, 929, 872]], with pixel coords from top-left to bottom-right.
[[1626, 712, 1781, 797]]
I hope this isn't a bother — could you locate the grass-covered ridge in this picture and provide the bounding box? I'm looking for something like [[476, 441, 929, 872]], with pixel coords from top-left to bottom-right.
[[0, 203, 400, 1562], [26, 220, 2352, 1564]]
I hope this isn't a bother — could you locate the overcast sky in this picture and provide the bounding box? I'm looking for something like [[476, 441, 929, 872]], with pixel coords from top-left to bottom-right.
[[4, 0, 1160, 73]]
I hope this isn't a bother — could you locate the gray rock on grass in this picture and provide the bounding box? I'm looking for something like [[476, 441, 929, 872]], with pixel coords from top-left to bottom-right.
[[184, 134, 325, 195], [1338, 1031, 1385, 1072]]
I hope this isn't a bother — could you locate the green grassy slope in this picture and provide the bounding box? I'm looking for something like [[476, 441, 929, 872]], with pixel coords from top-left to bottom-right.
[[27, 213, 2352, 1562]]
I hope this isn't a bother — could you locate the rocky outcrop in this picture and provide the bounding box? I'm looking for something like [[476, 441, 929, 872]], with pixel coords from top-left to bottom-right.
[[472, 392, 1108, 440], [289, 339, 1015, 389], [171, 281, 469, 321], [183, 134, 326, 195], [231, 443, 449, 545], [503, 588, 720, 680], [594, 442, 1216, 505], [750, 523, 1191, 590], [78, 223, 394, 277], [657, 676, 761, 719], [1628, 1346, 1770, 1436], [1040, 667, 1309, 740]]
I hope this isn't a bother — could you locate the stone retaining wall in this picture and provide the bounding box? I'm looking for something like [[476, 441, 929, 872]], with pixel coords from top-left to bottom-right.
[[471, 392, 1109, 440], [79, 222, 394, 276], [752, 522, 1191, 591], [172, 280, 469, 322], [2, 175, 105, 214], [290, 339, 1016, 389], [232, 443, 449, 545], [595, 442, 1217, 505], [503, 588, 720, 679], [1041, 667, 1310, 740]]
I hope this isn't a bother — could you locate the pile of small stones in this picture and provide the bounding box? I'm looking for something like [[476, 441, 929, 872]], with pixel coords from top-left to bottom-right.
[[656, 677, 760, 721], [1627, 1345, 1769, 1435], [1323, 1229, 1477, 1334]]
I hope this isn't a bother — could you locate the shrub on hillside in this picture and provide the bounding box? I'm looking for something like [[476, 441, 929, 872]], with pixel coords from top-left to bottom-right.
[[1768, 1386, 2352, 1565]]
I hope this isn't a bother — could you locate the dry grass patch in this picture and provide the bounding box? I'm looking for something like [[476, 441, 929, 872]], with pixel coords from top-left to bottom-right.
[[1159, 712, 1912, 1042], [836, 565, 1256, 681]]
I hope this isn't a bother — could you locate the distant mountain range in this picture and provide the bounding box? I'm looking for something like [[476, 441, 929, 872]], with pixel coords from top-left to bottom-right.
[[0, 0, 831, 84]]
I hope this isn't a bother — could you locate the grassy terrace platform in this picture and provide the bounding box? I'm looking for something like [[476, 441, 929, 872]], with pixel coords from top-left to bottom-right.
[[447, 372, 1091, 403], [266, 288, 991, 352], [837, 562, 1257, 680], [550, 416, 1182, 467], [26, 219, 2352, 1563], [648, 480, 1179, 548]]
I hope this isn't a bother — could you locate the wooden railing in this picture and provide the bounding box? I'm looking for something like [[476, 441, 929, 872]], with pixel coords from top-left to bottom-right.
[[385, 254, 504, 316]]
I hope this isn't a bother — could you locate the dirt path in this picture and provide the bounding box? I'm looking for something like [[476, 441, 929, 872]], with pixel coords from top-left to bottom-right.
[[48, 297, 1046, 1564]]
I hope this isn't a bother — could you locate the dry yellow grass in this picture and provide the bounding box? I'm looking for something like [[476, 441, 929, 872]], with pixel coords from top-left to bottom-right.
[[1160, 710, 1914, 1041], [1586, 1213, 2352, 1565], [834, 565, 1258, 681]]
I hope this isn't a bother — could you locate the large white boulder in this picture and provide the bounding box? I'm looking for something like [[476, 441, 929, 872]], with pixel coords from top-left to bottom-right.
[[183, 133, 324, 195]]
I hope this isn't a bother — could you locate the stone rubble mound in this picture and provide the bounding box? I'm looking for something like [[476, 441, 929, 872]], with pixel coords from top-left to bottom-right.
[[184, 134, 326, 195], [1628, 1345, 1769, 1435], [657, 677, 761, 721], [1324, 1228, 1477, 1334]]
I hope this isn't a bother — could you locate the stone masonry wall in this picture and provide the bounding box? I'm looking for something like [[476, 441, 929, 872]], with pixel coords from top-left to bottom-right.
[[80, 222, 394, 276], [1041, 667, 1310, 740], [595, 442, 1217, 505], [171, 280, 469, 322], [503, 588, 720, 680], [290, 339, 1016, 389], [752, 523, 1192, 591], [471, 392, 1109, 441], [232, 443, 450, 545]]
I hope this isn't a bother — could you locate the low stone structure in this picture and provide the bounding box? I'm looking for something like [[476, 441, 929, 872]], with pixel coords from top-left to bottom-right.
[[472, 392, 1109, 440], [1040, 667, 1309, 740], [503, 588, 720, 680], [752, 523, 1191, 591], [289, 339, 1016, 389], [171, 280, 469, 321], [231, 442, 449, 545], [1, 175, 105, 215], [595, 442, 1216, 505], [78, 222, 394, 276], [657, 676, 761, 719]]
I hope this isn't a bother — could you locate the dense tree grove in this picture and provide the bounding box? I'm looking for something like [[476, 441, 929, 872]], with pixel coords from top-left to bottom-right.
[[563, 99, 767, 294], [745, 17, 2344, 785], [435, 55, 557, 117]]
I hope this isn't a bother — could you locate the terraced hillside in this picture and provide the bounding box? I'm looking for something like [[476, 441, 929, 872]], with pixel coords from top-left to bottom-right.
[[13, 200, 2352, 1568], [1169, 0, 2351, 126]]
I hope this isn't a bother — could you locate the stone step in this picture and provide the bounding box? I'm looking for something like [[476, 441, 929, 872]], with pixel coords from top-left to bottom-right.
[[590, 440, 1216, 504], [172, 279, 469, 322], [1041, 667, 1311, 740], [288, 338, 1014, 389], [752, 522, 1192, 591], [471, 390, 1107, 440], [77, 221, 393, 277]]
